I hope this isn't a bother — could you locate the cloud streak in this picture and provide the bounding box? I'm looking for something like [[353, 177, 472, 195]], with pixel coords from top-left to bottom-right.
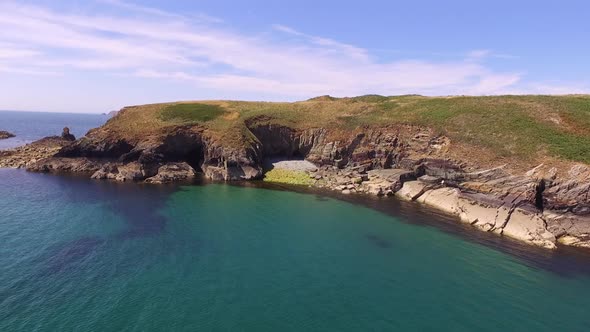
[[0, 0, 586, 108]]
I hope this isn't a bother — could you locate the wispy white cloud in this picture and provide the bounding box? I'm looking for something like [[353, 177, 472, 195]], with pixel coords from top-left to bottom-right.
[[0, 0, 584, 107], [98, 0, 224, 23], [467, 49, 492, 59]]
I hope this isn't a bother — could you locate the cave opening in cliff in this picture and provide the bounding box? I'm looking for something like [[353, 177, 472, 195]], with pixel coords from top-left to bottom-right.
[[183, 147, 204, 173], [159, 133, 205, 173]]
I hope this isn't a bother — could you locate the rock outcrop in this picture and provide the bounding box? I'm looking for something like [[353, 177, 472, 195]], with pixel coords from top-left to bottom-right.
[[0, 136, 75, 169], [61, 127, 76, 141], [0, 131, 15, 139]]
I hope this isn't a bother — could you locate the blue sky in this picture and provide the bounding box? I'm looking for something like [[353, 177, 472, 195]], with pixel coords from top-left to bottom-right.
[[0, 0, 588, 113]]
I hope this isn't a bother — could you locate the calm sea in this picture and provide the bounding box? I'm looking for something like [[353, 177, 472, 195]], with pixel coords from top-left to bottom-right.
[[0, 110, 107, 150], [1, 112, 590, 331]]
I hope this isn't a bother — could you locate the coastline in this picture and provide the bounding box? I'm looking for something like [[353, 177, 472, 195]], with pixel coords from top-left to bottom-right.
[[7, 165, 590, 276], [237, 179, 590, 262], [2, 129, 590, 251], [2, 98, 590, 251], [245, 166, 588, 250]]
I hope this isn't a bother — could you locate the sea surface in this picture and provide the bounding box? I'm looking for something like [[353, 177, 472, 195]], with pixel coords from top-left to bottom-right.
[[1, 112, 590, 331], [0, 110, 107, 149]]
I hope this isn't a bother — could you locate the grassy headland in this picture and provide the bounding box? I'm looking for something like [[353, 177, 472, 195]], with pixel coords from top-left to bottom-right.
[[103, 95, 590, 169]]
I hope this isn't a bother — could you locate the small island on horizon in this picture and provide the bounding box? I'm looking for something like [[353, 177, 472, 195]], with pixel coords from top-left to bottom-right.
[[1, 94, 589, 250]]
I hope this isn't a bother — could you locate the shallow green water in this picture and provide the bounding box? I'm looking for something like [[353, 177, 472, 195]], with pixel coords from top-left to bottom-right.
[[1, 169, 590, 331]]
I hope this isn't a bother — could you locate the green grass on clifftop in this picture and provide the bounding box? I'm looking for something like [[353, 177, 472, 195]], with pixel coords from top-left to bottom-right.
[[160, 103, 226, 123]]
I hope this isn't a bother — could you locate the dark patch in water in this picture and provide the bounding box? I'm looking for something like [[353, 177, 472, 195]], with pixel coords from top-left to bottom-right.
[[366, 234, 392, 249], [315, 195, 330, 202], [42, 236, 105, 275], [45, 174, 181, 239], [115, 213, 168, 240], [19, 173, 188, 277]]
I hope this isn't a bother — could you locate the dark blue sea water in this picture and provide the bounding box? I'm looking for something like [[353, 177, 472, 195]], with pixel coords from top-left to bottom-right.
[[0, 110, 107, 149], [1, 112, 590, 331]]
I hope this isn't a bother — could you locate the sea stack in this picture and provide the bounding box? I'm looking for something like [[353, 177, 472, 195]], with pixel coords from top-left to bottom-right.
[[61, 127, 76, 141], [0, 131, 15, 139]]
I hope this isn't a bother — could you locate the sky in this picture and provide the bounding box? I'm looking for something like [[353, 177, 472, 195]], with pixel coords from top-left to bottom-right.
[[0, 0, 589, 113]]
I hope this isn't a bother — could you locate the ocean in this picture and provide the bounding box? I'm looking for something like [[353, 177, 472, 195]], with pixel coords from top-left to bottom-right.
[[0, 110, 107, 150], [1, 111, 590, 331]]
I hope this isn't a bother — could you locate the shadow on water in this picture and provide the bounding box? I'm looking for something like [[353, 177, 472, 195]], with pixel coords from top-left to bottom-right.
[[26, 172, 204, 275], [40, 236, 106, 276], [365, 234, 393, 249], [234, 180, 590, 278]]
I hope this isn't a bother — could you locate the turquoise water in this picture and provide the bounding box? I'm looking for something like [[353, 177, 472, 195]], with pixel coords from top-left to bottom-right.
[[1, 169, 590, 331]]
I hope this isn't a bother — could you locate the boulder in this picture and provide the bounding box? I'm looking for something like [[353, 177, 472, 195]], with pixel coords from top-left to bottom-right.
[[145, 162, 196, 184], [0, 130, 15, 139], [114, 162, 145, 182]]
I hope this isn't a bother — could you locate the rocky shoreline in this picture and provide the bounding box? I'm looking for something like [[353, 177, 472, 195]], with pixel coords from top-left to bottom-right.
[[304, 165, 589, 249], [1, 121, 589, 250]]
